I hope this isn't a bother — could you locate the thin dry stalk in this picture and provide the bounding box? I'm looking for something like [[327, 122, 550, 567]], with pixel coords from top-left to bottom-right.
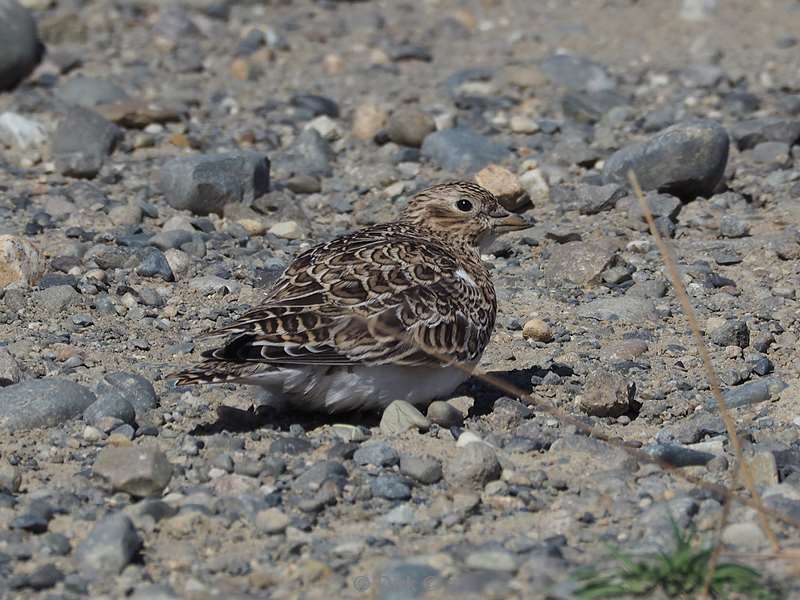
[[625, 170, 781, 595]]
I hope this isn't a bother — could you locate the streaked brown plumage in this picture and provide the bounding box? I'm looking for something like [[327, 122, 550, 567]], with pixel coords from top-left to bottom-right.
[[170, 181, 532, 412]]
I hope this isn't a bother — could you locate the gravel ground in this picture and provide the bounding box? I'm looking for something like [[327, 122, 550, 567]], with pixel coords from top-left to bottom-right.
[[1, 0, 800, 598]]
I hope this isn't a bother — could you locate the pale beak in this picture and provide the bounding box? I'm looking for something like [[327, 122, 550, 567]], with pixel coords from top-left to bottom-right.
[[492, 211, 535, 233]]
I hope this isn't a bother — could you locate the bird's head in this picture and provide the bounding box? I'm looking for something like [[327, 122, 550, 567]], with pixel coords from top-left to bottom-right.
[[402, 181, 533, 250]]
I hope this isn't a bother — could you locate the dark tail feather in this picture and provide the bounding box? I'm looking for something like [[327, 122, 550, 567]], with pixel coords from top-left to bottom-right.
[[168, 359, 276, 386]]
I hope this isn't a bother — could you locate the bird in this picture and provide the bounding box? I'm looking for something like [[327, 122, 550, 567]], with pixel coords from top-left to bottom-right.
[[170, 181, 533, 413]]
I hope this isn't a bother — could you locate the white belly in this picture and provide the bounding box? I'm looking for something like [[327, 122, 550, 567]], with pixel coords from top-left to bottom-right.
[[250, 363, 473, 413]]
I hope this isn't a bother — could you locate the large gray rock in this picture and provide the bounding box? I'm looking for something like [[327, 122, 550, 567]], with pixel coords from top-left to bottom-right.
[[0, 0, 44, 91], [93, 446, 173, 497], [95, 372, 158, 419], [51, 107, 121, 178], [159, 151, 270, 215], [421, 128, 510, 173], [0, 379, 95, 431], [602, 120, 729, 199], [75, 513, 142, 576]]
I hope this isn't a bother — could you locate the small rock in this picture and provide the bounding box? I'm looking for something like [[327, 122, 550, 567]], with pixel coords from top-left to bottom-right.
[[706, 318, 749, 347], [539, 54, 616, 93], [0, 235, 45, 289], [551, 183, 626, 215], [352, 101, 388, 141], [0, 378, 95, 431], [281, 128, 333, 178], [380, 400, 430, 435], [731, 117, 800, 150], [721, 522, 768, 551], [83, 395, 136, 427], [286, 174, 321, 194], [353, 442, 399, 467], [399, 454, 442, 484], [51, 107, 121, 178], [95, 372, 158, 419], [164, 249, 191, 279], [0, 346, 23, 386], [387, 107, 435, 148], [255, 507, 290, 534], [0, 0, 43, 91], [707, 378, 787, 410], [421, 128, 510, 173], [465, 549, 517, 572], [268, 220, 302, 239], [746, 452, 779, 487], [522, 319, 553, 342], [93, 446, 173, 497], [602, 120, 729, 199], [751, 141, 790, 167], [75, 513, 142, 576], [444, 442, 501, 489], [306, 115, 341, 141], [426, 400, 464, 427], [519, 167, 550, 205], [57, 77, 129, 108], [680, 0, 718, 21], [544, 239, 620, 287], [159, 152, 270, 215], [474, 164, 529, 211], [0, 460, 20, 493], [579, 370, 634, 417], [0, 112, 46, 149], [371, 475, 411, 500], [718, 215, 750, 238], [35, 284, 79, 312], [646, 443, 715, 467], [577, 296, 656, 322]]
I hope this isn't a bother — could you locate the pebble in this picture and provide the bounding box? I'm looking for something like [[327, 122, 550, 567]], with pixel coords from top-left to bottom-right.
[[0, 235, 46, 289], [550, 182, 626, 215], [544, 239, 620, 287], [399, 454, 443, 484], [283, 128, 333, 178], [0, 0, 43, 91], [83, 394, 136, 426], [159, 151, 270, 215], [387, 107, 435, 148], [353, 442, 400, 467], [522, 319, 553, 342], [646, 443, 715, 467], [577, 297, 657, 323], [35, 284, 79, 312], [371, 475, 412, 500], [602, 120, 729, 199], [707, 377, 787, 410], [519, 168, 550, 205], [93, 446, 173, 497], [352, 101, 388, 141], [539, 53, 616, 93], [57, 76, 129, 108], [706, 318, 749, 347], [0, 112, 46, 149], [136, 249, 175, 281], [75, 512, 142, 576], [579, 370, 633, 417], [268, 220, 302, 239], [443, 442, 501, 489], [751, 141, 790, 167], [51, 107, 121, 178], [95, 372, 158, 419], [421, 127, 510, 173], [380, 400, 430, 435], [0, 378, 96, 431], [255, 508, 290, 534], [0, 460, 21, 493], [721, 522, 768, 551], [426, 400, 464, 427], [474, 164, 529, 211], [731, 117, 800, 150]]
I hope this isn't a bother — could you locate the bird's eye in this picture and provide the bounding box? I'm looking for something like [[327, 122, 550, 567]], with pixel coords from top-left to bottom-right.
[[456, 198, 473, 212]]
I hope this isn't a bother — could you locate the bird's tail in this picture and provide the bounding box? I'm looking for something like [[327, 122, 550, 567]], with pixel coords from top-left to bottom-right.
[[168, 359, 271, 386]]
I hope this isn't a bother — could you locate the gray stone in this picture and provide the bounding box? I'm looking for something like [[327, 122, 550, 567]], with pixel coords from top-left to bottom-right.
[[35, 284, 79, 312], [426, 400, 464, 427], [665, 411, 725, 444], [93, 446, 173, 497], [579, 371, 634, 417], [707, 378, 787, 410], [539, 54, 616, 93], [376, 562, 440, 600], [0, 460, 20, 493], [544, 239, 621, 287], [293, 460, 347, 493], [149, 230, 194, 250], [680, 64, 725, 88], [0, 346, 23, 386], [75, 513, 142, 576], [135, 249, 174, 281], [646, 443, 715, 467], [562, 90, 629, 124], [707, 319, 749, 347], [95, 372, 158, 419], [602, 120, 729, 199], [444, 442, 501, 489], [731, 117, 800, 150], [159, 151, 270, 215], [0, 379, 95, 431], [83, 395, 136, 427], [577, 296, 656, 323], [52, 107, 121, 178], [380, 400, 430, 435], [387, 108, 435, 148], [353, 442, 399, 467], [399, 454, 442, 484], [371, 475, 412, 500], [57, 77, 129, 108], [751, 141, 790, 167], [550, 183, 626, 215], [622, 191, 682, 222], [718, 215, 750, 238], [130, 584, 182, 600], [0, 0, 43, 91], [284, 128, 334, 177], [421, 128, 510, 173]]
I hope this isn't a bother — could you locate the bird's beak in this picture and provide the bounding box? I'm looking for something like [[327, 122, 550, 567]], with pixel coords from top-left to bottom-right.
[[492, 210, 535, 233]]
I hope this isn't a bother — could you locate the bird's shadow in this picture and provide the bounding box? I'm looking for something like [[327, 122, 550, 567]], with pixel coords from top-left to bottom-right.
[[187, 366, 553, 436]]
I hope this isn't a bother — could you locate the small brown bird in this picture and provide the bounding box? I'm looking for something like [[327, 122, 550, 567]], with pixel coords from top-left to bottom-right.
[[171, 181, 532, 412]]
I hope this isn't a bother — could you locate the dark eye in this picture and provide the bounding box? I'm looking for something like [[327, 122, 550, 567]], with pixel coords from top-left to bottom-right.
[[456, 198, 473, 212]]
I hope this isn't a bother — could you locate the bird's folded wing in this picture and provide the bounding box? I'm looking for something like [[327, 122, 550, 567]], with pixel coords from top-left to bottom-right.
[[198, 227, 487, 367]]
